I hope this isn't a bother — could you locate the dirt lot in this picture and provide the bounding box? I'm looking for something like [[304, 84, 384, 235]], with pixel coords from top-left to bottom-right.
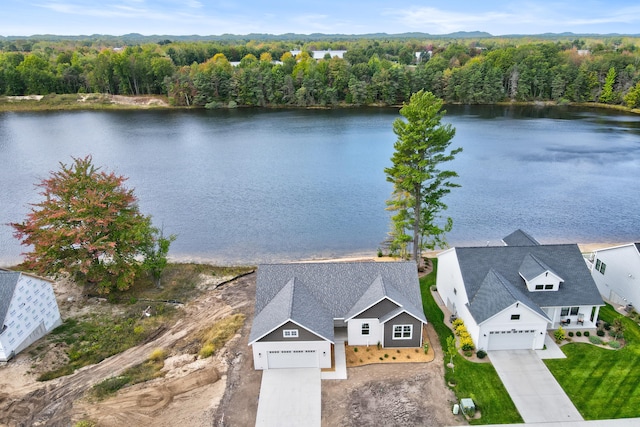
[[0, 266, 468, 427]]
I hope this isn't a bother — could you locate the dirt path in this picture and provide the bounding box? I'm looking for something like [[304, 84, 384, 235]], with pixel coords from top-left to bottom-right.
[[0, 273, 256, 427]]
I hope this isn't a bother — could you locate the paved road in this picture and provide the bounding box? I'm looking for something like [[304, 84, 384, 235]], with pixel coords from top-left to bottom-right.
[[255, 368, 321, 427], [489, 350, 583, 423]]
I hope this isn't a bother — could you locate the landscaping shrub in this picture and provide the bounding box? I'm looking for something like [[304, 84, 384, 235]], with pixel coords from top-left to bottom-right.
[[452, 318, 465, 328], [597, 329, 605, 337], [604, 322, 611, 330], [384, 353, 389, 358], [476, 350, 487, 359], [554, 326, 566, 342], [584, 331, 590, 337], [460, 335, 475, 351], [576, 331, 582, 337], [464, 350, 473, 357], [608, 340, 621, 349], [423, 343, 429, 354], [589, 336, 603, 345], [353, 347, 358, 352], [568, 332, 574, 337]]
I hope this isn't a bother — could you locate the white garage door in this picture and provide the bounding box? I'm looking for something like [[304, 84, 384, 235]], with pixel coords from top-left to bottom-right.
[[267, 349, 318, 369], [488, 330, 536, 351]]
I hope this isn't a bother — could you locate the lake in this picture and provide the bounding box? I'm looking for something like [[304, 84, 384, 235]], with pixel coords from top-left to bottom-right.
[[1, 105, 639, 266]]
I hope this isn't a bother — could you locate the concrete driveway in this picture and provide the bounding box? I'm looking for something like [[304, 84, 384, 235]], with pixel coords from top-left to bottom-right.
[[489, 350, 583, 423], [255, 368, 321, 427]]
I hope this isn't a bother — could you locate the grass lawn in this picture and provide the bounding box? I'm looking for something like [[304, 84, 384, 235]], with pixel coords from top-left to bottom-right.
[[421, 260, 523, 425], [545, 304, 640, 419]]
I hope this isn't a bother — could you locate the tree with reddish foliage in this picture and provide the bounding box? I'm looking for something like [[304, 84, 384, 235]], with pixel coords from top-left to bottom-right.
[[11, 156, 171, 293]]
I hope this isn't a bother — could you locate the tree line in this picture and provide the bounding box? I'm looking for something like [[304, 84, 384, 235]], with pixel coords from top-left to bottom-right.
[[2, 37, 640, 108]]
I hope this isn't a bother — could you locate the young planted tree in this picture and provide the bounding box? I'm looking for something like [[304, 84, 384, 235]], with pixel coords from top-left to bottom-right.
[[384, 90, 461, 263], [11, 156, 172, 293]]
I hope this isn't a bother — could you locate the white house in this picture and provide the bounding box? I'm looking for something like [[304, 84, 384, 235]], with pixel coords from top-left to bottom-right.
[[0, 270, 62, 362], [249, 262, 426, 370], [589, 243, 640, 307], [436, 230, 604, 351]]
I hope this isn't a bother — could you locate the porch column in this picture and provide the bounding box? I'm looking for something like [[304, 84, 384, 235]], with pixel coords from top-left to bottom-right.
[[593, 306, 601, 324]]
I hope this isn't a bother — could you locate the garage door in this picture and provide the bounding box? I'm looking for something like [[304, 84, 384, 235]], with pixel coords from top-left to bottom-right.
[[267, 349, 318, 369], [488, 330, 536, 351]]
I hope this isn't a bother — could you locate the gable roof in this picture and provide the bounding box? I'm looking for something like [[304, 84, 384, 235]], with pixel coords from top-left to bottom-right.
[[252, 262, 425, 341], [468, 269, 550, 324], [454, 243, 603, 310], [519, 253, 562, 282], [502, 229, 540, 247], [0, 271, 21, 326], [248, 277, 334, 344]]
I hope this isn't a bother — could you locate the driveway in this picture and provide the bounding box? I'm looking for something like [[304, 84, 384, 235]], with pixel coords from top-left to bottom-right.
[[255, 368, 321, 427], [489, 350, 583, 423]]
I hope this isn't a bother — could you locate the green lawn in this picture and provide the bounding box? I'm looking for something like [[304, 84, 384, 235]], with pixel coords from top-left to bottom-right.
[[421, 260, 523, 425], [544, 305, 640, 419]]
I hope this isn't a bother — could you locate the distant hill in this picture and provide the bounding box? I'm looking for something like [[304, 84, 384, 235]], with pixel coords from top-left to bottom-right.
[[1, 31, 639, 44]]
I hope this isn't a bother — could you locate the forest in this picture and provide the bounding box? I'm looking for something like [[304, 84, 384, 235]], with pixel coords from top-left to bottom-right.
[[2, 35, 640, 109]]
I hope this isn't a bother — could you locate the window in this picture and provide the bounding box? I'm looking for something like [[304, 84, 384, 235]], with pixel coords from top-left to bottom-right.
[[511, 314, 520, 320], [545, 284, 554, 290], [535, 284, 544, 290], [561, 307, 569, 316], [362, 323, 370, 335], [283, 329, 298, 338], [596, 259, 607, 275], [570, 307, 579, 316], [393, 324, 413, 339]]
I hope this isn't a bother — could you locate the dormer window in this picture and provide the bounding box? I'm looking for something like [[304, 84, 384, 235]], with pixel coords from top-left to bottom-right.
[[519, 253, 563, 292]]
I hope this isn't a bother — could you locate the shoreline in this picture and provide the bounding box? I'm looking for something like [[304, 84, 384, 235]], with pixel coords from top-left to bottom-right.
[[0, 242, 628, 269], [1, 94, 640, 115]]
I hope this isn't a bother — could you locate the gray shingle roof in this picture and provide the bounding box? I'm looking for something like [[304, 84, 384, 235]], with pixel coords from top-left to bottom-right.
[[0, 271, 20, 325], [519, 253, 562, 282], [251, 262, 424, 342], [503, 229, 541, 246], [455, 244, 604, 312], [468, 269, 550, 324]]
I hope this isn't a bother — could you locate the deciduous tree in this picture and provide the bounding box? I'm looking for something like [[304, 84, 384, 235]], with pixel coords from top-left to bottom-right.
[[11, 156, 172, 293]]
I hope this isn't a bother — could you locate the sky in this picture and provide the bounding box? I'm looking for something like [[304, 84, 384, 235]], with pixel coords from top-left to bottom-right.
[[2, 0, 640, 37]]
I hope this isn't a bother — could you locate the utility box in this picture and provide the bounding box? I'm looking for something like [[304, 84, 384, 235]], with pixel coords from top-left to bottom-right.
[[460, 398, 476, 416], [452, 404, 460, 415]]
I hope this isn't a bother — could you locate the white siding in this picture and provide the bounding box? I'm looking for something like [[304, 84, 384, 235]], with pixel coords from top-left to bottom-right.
[[591, 245, 640, 307], [0, 274, 62, 361], [252, 341, 331, 370], [347, 318, 382, 346], [478, 303, 548, 350]]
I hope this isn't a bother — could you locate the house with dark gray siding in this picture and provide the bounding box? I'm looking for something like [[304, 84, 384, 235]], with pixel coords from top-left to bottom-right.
[[249, 261, 426, 370]]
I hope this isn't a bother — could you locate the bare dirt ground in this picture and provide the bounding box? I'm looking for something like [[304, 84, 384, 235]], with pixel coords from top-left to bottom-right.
[[0, 262, 468, 427], [0, 272, 256, 427]]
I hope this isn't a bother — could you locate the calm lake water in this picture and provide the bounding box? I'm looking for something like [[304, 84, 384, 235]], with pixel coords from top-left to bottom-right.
[[1, 105, 639, 265]]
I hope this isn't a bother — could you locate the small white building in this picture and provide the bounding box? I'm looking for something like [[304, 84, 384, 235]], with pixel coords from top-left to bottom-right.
[[590, 243, 640, 307], [0, 270, 62, 362]]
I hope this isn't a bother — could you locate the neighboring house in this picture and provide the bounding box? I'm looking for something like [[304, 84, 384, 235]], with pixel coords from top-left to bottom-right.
[[0, 270, 62, 362], [290, 50, 348, 60], [436, 230, 604, 351], [589, 243, 640, 307], [249, 262, 426, 370]]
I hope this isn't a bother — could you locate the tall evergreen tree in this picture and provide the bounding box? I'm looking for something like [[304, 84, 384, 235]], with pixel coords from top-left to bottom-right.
[[384, 90, 461, 263]]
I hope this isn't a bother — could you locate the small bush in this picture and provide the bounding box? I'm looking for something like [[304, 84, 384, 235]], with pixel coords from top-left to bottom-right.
[[379, 357, 384, 361], [584, 331, 590, 337], [149, 348, 167, 362], [554, 327, 566, 342], [597, 329, 605, 337], [604, 322, 611, 330], [199, 343, 215, 358], [452, 318, 465, 328], [589, 336, 603, 345], [384, 354, 389, 358], [576, 331, 582, 337], [392, 356, 396, 360], [397, 349, 400, 353], [476, 350, 487, 359], [463, 350, 473, 357], [406, 355, 410, 359], [353, 347, 358, 352], [366, 347, 370, 352], [423, 343, 429, 354], [73, 421, 97, 427], [568, 332, 574, 337], [377, 248, 383, 257], [608, 340, 621, 349]]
